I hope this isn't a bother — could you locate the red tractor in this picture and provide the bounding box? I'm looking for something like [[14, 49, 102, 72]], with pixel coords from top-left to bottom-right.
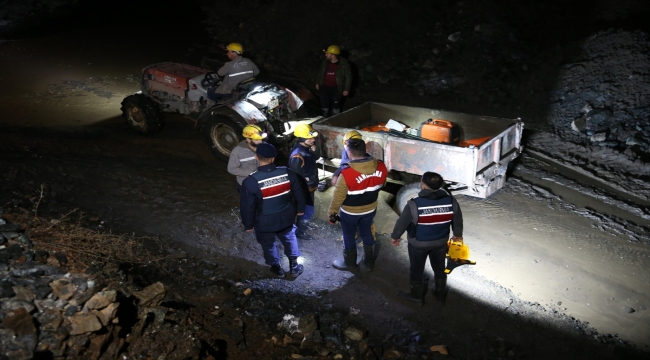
[[120, 62, 319, 162]]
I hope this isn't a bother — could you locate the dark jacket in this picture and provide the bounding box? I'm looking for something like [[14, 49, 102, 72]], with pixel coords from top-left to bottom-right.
[[316, 57, 352, 94], [391, 188, 463, 248], [240, 164, 306, 232], [289, 142, 319, 191]]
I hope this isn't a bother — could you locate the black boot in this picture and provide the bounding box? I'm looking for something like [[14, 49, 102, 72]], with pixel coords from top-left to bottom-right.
[[434, 278, 448, 303], [270, 264, 285, 278], [287, 257, 304, 278], [399, 280, 427, 306], [295, 221, 314, 240], [332, 249, 358, 271], [363, 245, 375, 272]]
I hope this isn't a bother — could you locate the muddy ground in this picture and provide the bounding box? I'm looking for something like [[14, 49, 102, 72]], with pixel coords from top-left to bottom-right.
[[1, 0, 649, 359]]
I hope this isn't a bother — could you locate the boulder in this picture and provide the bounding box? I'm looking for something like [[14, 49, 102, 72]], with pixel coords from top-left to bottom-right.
[[133, 282, 166, 307]]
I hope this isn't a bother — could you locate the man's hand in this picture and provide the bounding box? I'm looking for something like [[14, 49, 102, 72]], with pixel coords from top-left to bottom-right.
[[329, 214, 340, 224], [315, 84, 320, 90], [342, 90, 349, 96], [245, 228, 254, 233], [391, 238, 401, 246], [451, 236, 463, 242]]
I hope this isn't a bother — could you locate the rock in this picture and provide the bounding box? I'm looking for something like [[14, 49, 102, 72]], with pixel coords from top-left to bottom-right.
[[2, 299, 35, 313], [430, 344, 449, 354], [87, 332, 111, 360], [133, 281, 166, 307], [67, 313, 102, 335], [50, 278, 78, 301], [571, 116, 588, 132], [586, 108, 613, 131], [54, 253, 68, 265], [448, 32, 462, 42], [590, 132, 607, 142], [0, 280, 16, 298], [298, 313, 318, 335], [383, 348, 403, 359], [343, 325, 365, 341], [3, 307, 37, 336], [626, 137, 648, 147], [10, 266, 44, 277], [301, 330, 323, 349], [279, 314, 300, 334], [37, 308, 64, 331], [34, 298, 58, 311], [12, 285, 35, 302], [0, 222, 21, 232], [46, 256, 61, 267], [64, 305, 79, 316], [95, 302, 119, 326], [622, 306, 636, 313], [84, 290, 116, 310]]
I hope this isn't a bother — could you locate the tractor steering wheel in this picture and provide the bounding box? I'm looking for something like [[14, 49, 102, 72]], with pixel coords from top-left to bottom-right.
[[201, 72, 221, 88]]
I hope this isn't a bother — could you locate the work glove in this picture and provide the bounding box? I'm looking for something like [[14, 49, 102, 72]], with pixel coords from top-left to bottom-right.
[[328, 214, 341, 224]]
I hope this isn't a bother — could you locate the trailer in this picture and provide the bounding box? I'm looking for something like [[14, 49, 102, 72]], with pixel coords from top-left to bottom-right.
[[312, 102, 524, 200]]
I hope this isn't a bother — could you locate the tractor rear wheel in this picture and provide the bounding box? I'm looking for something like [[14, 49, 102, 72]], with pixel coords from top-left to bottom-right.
[[121, 94, 164, 135], [201, 115, 244, 163]]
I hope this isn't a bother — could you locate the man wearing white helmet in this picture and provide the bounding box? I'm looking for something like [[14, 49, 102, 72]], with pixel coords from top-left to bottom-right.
[[228, 124, 266, 192], [209, 43, 260, 101], [315, 45, 352, 117]]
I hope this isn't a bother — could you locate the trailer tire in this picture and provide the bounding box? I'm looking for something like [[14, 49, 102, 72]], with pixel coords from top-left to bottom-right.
[[121, 94, 164, 135], [201, 115, 245, 163], [395, 182, 421, 214]]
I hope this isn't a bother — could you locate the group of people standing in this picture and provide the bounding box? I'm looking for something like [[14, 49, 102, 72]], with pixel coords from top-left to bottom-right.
[[208, 42, 352, 117], [222, 43, 463, 305]]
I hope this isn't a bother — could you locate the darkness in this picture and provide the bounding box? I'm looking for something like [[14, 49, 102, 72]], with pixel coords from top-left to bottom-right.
[[6, 0, 207, 39]]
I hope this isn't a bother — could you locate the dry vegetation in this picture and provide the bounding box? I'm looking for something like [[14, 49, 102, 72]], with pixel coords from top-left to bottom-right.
[[4, 186, 166, 272]]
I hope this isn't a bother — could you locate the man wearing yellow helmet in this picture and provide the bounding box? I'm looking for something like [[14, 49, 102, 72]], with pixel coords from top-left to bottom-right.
[[331, 130, 363, 186], [315, 45, 352, 117], [390, 172, 464, 305], [208, 43, 260, 101], [228, 124, 267, 191], [289, 123, 319, 240]]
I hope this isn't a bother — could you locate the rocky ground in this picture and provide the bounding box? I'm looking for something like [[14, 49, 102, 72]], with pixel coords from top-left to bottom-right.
[[1, 0, 650, 359]]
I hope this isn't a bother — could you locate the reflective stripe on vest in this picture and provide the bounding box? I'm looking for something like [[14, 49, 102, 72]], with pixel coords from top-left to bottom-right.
[[250, 167, 292, 215], [340, 161, 387, 207], [409, 196, 453, 241]]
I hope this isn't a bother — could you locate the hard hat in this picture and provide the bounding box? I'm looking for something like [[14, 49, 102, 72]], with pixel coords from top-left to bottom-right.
[[325, 45, 341, 55], [342, 130, 362, 144], [293, 123, 318, 138], [226, 43, 243, 54], [242, 124, 267, 140], [447, 238, 470, 261]]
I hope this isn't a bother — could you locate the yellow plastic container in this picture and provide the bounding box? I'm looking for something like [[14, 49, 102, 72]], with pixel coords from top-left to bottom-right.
[[447, 238, 470, 260]]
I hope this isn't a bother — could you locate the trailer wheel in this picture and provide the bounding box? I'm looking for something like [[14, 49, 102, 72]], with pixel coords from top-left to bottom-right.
[[121, 94, 164, 135], [395, 182, 421, 214], [201, 115, 244, 163]]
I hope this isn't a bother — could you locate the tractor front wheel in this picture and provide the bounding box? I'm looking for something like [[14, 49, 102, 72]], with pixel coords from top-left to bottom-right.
[[201, 115, 245, 163], [121, 94, 164, 135]]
